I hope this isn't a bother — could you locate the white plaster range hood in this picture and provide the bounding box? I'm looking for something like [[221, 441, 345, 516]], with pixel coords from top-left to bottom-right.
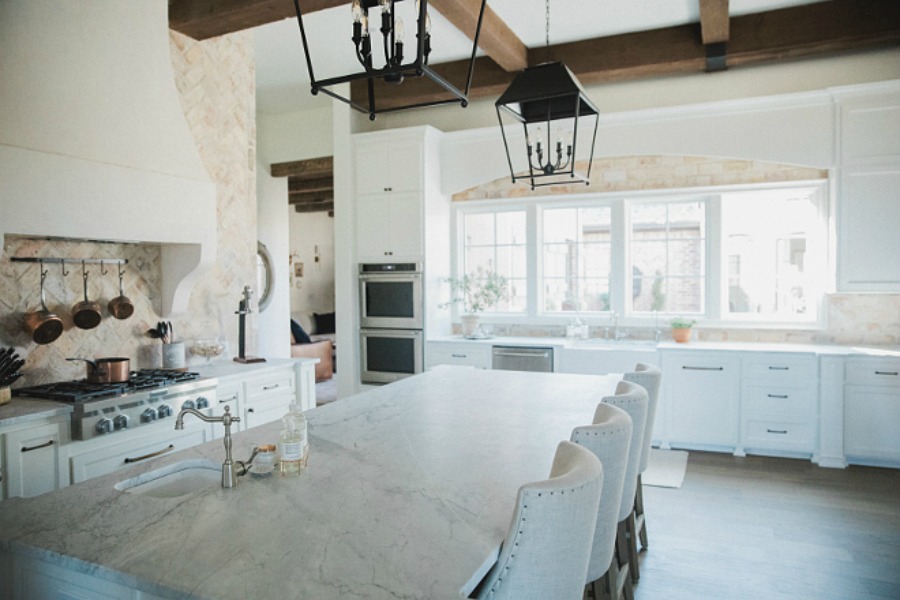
[[0, 0, 215, 316]]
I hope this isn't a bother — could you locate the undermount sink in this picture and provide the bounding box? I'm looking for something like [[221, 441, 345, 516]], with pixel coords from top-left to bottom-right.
[[115, 459, 221, 499]]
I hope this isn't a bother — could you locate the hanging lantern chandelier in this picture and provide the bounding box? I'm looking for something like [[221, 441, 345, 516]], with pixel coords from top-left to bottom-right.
[[292, 0, 487, 120], [495, 1, 599, 190]]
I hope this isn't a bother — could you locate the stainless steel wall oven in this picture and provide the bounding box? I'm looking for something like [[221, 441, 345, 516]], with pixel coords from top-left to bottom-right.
[[358, 263, 424, 384]]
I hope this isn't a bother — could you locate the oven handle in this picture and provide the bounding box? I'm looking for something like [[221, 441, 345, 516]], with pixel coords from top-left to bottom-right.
[[358, 273, 422, 282], [124, 444, 176, 464], [361, 330, 422, 337]]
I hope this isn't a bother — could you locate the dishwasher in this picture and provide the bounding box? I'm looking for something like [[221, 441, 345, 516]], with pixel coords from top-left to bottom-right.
[[492, 346, 554, 373]]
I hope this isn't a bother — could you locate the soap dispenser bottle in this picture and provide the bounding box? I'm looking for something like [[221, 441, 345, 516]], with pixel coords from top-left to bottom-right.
[[278, 401, 308, 475]]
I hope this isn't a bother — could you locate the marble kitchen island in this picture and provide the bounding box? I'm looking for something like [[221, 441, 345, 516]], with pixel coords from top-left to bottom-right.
[[0, 367, 620, 599]]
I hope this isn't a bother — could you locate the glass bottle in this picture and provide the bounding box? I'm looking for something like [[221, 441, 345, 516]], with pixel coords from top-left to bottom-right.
[[278, 401, 308, 475]]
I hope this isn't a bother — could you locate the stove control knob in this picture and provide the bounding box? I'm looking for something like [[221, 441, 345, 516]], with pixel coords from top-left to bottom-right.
[[181, 399, 196, 410], [195, 397, 209, 409], [113, 414, 130, 430], [141, 408, 158, 423], [95, 417, 114, 435], [157, 404, 173, 419]]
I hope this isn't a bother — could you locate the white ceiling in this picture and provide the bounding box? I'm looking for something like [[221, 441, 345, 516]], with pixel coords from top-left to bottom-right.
[[254, 0, 828, 115]]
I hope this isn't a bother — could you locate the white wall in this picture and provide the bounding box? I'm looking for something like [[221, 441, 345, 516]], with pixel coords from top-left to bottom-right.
[[256, 158, 291, 359], [259, 107, 334, 163]]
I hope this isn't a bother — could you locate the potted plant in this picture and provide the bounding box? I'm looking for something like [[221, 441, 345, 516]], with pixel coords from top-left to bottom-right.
[[670, 317, 696, 343], [442, 267, 508, 338]]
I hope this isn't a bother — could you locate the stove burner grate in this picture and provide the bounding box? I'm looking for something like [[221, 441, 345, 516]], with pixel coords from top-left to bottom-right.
[[13, 369, 201, 402]]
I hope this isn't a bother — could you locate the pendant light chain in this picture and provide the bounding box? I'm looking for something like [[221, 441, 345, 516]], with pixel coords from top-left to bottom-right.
[[544, 0, 552, 62]]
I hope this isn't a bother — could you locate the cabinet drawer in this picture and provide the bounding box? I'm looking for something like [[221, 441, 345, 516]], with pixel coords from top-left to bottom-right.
[[742, 356, 816, 387], [742, 386, 815, 419], [246, 373, 294, 402], [426, 344, 491, 369], [845, 359, 900, 387], [743, 419, 814, 450]]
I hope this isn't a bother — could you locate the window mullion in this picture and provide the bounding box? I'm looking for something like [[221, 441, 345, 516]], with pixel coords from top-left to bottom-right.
[[707, 195, 722, 321], [527, 204, 539, 318], [610, 199, 627, 317]]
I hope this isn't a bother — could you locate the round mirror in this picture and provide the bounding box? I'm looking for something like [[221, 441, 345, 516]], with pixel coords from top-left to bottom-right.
[[256, 241, 274, 312]]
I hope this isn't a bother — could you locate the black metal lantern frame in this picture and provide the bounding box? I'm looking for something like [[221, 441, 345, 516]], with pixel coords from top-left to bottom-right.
[[496, 62, 599, 190], [292, 0, 487, 120]]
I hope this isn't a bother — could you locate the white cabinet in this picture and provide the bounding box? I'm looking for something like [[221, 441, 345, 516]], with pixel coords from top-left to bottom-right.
[[356, 191, 423, 259], [557, 346, 659, 376], [242, 369, 295, 431], [740, 354, 818, 455], [660, 351, 741, 450], [2, 420, 68, 499], [426, 341, 492, 369], [212, 380, 243, 440], [354, 135, 423, 195], [69, 423, 210, 484], [843, 358, 900, 465]]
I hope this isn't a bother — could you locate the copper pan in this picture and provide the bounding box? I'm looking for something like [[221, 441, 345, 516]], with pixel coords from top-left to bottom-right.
[[66, 357, 131, 383], [23, 266, 63, 345], [107, 264, 134, 320], [72, 264, 102, 330]]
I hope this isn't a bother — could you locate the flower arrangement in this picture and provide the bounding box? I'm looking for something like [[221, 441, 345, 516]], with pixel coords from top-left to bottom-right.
[[670, 317, 696, 329], [441, 267, 508, 315]]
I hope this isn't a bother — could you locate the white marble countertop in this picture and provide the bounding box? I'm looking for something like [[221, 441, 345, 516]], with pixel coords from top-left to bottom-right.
[[429, 335, 900, 356], [0, 398, 72, 429], [0, 367, 620, 599]]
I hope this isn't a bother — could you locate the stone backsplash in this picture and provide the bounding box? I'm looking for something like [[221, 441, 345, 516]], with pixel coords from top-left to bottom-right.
[[0, 30, 256, 386]]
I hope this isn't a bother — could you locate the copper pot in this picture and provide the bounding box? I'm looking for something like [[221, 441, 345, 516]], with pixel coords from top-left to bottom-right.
[[107, 265, 134, 320], [72, 267, 101, 330], [23, 268, 63, 345], [67, 357, 131, 383]]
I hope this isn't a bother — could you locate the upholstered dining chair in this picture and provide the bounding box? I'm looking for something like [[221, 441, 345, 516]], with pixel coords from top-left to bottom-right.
[[571, 402, 634, 600], [601, 380, 649, 588], [623, 363, 662, 565], [474, 440, 604, 600]]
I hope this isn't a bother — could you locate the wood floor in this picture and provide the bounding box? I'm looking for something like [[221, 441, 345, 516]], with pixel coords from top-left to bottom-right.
[[633, 452, 900, 600]]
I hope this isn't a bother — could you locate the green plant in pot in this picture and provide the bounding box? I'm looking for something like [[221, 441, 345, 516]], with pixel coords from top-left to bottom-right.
[[670, 317, 696, 343], [441, 267, 508, 338]]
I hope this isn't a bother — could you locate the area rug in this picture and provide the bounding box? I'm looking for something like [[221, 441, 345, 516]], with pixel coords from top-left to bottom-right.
[[642, 449, 688, 488]]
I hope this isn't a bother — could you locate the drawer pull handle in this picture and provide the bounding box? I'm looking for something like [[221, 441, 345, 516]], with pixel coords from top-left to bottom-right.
[[21, 439, 55, 453], [124, 444, 175, 464], [874, 371, 898, 376], [682, 366, 724, 371], [766, 429, 788, 435], [263, 384, 280, 391], [768, 366, 789, 371], [767, 394, 789, 399], [219, 394, 239, 403], [451, 354, 468, 358]]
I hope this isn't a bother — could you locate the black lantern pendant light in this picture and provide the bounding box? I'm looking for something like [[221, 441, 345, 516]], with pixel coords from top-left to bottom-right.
[[292, 0, 487, 120], [495, 1, 599, 190]]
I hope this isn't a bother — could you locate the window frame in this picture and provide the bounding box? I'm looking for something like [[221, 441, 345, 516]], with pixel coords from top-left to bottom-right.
[[451, 179, 830, 330]]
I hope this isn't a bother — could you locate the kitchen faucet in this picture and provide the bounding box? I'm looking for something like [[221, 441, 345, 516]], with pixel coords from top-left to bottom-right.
[[607, 312, 628, 341], [175, 405, 255, 488]]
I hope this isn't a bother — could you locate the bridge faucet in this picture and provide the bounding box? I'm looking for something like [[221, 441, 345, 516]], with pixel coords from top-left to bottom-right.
[[175, 405, 244, 488], [608, 312, 628, 341]]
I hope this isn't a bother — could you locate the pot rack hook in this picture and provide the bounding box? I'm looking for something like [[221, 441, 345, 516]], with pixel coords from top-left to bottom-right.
[[81, 260, 89, 282], [100, 260, 109, 276], [117, 261, 125, 281], [39, 259, 49, 281], [60, 260, 69, 277]]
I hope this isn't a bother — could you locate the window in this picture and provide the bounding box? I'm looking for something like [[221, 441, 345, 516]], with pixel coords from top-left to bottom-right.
[[630, 200, 706, 315], [461, 210, 527, 312], [453, 181, 828, 326], [542, 206, 612, 313], [721, 188, 824, 321]]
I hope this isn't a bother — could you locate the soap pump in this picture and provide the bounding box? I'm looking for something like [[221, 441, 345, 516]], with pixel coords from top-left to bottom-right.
[[234, 285, 266, 364]]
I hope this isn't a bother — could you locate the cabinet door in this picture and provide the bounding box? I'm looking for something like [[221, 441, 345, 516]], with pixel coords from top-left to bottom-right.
[[355, 138, 422, 195], [356, 192, 422, 260], [4, 423, 64, 499], [663, 352, 741, 448], [844, 386, 900, 463]]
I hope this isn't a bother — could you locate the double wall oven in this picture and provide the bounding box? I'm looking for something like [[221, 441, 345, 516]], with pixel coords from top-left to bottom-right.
[[359, 262, 423, 384]]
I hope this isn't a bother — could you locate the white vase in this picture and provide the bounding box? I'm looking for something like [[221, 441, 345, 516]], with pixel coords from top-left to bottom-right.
[[461, 314, 480, 338]]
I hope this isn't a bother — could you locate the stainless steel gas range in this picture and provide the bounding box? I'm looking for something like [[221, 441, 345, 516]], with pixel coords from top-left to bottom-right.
[[13, 370, 217, 441]]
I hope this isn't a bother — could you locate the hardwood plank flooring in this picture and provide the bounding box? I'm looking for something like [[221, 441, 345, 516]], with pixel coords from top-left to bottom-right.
[[633, 452, 900, 600]]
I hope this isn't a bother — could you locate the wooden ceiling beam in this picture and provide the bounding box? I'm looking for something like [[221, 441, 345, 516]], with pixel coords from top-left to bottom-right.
[[169, 0, 526, 72], [271, 156, 333, 178], [699, 0, 730, 45], [288, 177, 334, 194], [354, 0, 900, 111], [430, 0, 527, 71]]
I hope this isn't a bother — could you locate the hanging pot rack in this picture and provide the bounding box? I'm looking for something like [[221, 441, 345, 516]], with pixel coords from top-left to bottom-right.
[[10, 257, 128, 277]]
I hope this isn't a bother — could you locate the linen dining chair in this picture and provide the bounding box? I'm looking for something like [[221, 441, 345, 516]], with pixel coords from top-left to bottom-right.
[[601, 380, 649, 587], [571, 402, 634, 600], [623, 363, 662, 560], [474, 440, 604, 600]]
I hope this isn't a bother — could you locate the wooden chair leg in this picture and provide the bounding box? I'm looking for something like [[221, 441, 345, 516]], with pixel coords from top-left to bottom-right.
[[615, 521, 635, 600], [634, 474, 648, 550], [625, 510, 640, 582]]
